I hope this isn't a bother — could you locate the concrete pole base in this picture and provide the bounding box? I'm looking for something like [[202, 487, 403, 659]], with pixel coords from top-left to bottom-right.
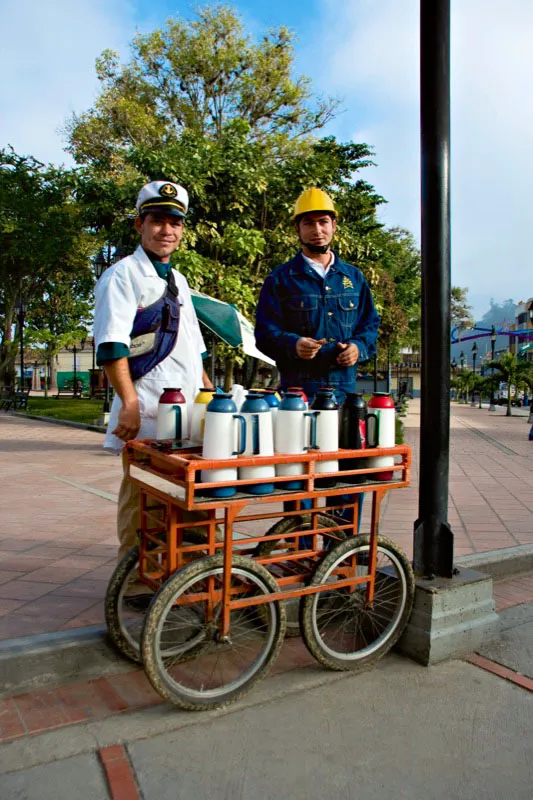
[[398, 568, 499, 666], [97, 412, 110, 426], [488, 403, 497, 412]]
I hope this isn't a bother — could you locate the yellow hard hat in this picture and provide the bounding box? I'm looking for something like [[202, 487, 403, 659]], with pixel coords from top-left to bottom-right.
[[292, 188, 336, 220]]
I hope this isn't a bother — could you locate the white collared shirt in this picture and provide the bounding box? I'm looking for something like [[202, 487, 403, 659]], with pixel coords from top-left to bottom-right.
[[94, 246, 205, 451], [301, 250, 335, 279]]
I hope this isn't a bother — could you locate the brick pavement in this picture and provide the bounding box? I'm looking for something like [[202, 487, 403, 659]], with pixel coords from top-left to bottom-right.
[[0, 401, 531, 640], [0, 570, 531, 746]]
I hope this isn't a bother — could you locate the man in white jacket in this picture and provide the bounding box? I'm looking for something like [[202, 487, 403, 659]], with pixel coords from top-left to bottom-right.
[[94, 181, 213, 601]]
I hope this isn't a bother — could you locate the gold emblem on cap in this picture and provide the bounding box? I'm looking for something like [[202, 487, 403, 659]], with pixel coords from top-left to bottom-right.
[[159, 183, 177, 198]]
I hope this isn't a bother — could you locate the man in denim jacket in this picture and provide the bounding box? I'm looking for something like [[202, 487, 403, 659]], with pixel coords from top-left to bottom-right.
[[255, 188, 380, 535], [255, 188, 379, 402]]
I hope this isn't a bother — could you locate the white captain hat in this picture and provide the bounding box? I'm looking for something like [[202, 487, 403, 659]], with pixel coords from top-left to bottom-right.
[[136, 181, 189, 218]]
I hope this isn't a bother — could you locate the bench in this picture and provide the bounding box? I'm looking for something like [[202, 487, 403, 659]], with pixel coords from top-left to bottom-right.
[[55, 379, 85, 399], [0, 388, 30, 411]]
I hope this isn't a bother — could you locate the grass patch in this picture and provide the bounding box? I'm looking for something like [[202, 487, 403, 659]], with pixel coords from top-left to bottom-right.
[[21, 397, 105, 426]]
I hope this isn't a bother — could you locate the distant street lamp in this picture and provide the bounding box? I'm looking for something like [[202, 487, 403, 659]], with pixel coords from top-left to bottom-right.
[[14, 298, 27, 390], [94, 248, 111, 413], [450, 359, 457, 401], [68, 337, 86, 396], [489, 326, 497, 412], [471, 342, 478, 405]]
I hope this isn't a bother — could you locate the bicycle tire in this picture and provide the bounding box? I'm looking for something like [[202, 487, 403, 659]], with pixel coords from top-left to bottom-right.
[[105, 531, 211, 664], [142, 554, 286, 710], [300, 535, 414, 672], [254, 514, 345, 637]]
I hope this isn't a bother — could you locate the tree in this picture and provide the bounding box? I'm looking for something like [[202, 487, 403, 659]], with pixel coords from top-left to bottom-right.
[[66, 7, 425, 383], [486, 353, 533, 416], [0, 148, 94, 387], [453, 369, 474, 404], [451, 286, 474, 331], [64, 6, 339, 172]]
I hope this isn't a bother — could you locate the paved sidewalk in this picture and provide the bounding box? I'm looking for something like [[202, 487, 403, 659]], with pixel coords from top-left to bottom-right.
[[0, 400, 531, 639], [0, 585, 532, 800]]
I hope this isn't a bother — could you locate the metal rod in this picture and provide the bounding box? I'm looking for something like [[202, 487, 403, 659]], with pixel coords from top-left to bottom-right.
[[19, 309, 25, 390], [414, 0, 454, 577]]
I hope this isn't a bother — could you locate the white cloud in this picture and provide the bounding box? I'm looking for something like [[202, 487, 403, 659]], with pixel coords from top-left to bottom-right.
[[0, 0, 134, 166], [312, 0, 533, 317]]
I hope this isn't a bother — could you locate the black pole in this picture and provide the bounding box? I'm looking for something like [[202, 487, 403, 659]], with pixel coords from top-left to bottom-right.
[[19, 309, 25, 390], [490, 328, 496, 409], [414, 0, 454, 578], [373, 352, 378, 393], [72, 345, 77, 395]]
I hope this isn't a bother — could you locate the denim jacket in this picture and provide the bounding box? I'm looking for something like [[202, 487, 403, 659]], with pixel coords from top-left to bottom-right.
[[255, 252, 380, 396]]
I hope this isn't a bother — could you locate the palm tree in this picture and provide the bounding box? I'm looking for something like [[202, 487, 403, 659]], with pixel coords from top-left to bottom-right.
[[454, 369, 473, 404], [486, 353, 533, 417]]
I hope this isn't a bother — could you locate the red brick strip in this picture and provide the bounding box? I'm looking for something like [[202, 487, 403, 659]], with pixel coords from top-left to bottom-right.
[[99, 745, 140, 800], [0, 671, 159, 744], [493, 572, 533, 611], [467, 653, 533, 692]]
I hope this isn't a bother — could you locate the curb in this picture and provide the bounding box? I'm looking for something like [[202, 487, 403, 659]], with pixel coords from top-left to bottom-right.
[[456, 544, 533, 579], [0, 626, 133, 697], [10, 411, 106, 434], [1, 544, 532, 699]]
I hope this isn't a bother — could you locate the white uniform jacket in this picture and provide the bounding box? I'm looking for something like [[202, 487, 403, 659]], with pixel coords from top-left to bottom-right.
[[94, 246, 206, 452]]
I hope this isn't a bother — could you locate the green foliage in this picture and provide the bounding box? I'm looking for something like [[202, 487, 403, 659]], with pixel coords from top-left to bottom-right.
[[22, 397, 104, 425], [64, 6, 339, 170], [0, 148, 95, 387], [64, 6, 423, 372], [486, 352, 533, 415], [451, 286, 474, 330]]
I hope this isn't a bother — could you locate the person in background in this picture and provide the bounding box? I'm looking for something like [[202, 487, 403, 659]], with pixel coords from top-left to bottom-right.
[[94, 181, 213, 605]]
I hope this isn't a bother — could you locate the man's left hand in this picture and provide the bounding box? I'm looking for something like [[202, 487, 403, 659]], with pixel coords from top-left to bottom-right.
[[336, 342, 359, 367]]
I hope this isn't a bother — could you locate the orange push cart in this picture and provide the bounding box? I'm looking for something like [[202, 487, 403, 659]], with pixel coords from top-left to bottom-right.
[[105, 441, 414, 711]]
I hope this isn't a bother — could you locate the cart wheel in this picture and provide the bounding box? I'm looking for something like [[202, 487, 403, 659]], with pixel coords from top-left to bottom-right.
[[254, 514, 345, 638], [105, 533, 210, 664], [142, 554, 286, 710], [300, 535, 414, 671]]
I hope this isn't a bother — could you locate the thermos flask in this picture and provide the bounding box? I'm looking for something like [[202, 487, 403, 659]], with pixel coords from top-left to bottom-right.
[[201, 393, 246, 497], [310, 387, 339, 488], [156, 388, 187, 441], [274, 392, 317, 490], [239, 392, 276, 494], [190, 388, 215, 442], [367, 392, 395, 480], [339, 392, 377, 483]]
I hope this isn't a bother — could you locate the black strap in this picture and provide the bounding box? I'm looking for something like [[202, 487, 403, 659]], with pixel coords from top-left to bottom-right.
[[166, 267, 179, 300]]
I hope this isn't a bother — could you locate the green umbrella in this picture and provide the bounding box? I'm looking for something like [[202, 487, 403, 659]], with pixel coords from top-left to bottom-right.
[[190, 290, 275, 365]]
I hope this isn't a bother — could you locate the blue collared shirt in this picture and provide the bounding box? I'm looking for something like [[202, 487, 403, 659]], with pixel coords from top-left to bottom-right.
[[255, 251, 380, 395]]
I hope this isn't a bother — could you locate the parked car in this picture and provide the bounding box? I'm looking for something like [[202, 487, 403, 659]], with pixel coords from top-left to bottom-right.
[[495, 383, 524, 407]]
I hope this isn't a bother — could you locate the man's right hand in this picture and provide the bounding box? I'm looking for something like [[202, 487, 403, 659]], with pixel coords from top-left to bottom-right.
[[296, 337, 326, 360], [112, 399, 141, 442]]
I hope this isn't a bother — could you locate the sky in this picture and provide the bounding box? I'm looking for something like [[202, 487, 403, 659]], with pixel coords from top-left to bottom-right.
[[2, 0, 531, 320]]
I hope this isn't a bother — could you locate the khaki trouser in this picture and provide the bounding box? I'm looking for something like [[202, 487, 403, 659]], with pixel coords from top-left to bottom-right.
[[117, 454, 220, 593]]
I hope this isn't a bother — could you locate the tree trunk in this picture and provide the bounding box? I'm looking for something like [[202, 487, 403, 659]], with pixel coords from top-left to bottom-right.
[[0, 306, 16, 388], [49, 354, 58, 391], [223, 356, 234, 392], [506, 393, 512, 417]]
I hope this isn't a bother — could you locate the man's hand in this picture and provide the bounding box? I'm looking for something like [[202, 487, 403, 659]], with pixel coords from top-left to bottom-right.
[[296, 337, 326, 360], [336, 342, 359, 367], [112, 399, 141, 442]]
